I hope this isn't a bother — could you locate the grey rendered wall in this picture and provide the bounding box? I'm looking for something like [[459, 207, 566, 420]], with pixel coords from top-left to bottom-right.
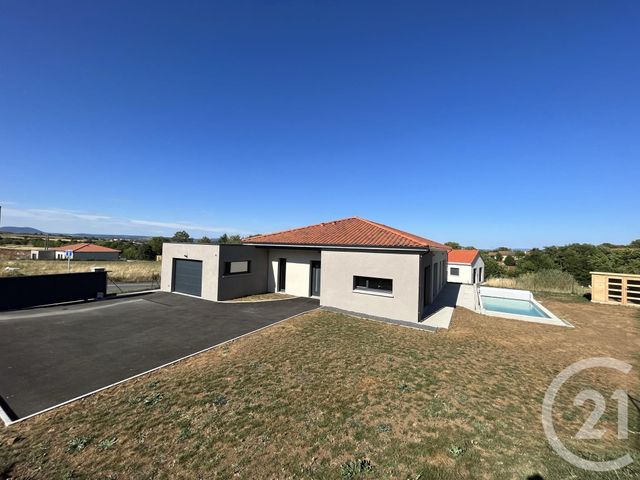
[[217, 245, 269, 301], [161, 243, 220, 301], [473, 256, 485, 283], [418, 249, 449, 308], [73, 251, 120, 261], [267, 248, 321, 297], [320, 250, 422, 323]]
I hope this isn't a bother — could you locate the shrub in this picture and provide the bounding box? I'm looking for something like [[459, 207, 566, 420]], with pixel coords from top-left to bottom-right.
[[66, 436, 90, 453], [485, 269, 587, 295], [340, 458, 373, 477]]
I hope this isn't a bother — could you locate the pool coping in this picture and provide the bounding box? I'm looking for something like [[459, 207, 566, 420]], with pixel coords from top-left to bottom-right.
[[479, 292, 573, 328]]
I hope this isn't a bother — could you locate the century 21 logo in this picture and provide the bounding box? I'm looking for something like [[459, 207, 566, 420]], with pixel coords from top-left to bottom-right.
[[542, 357, 634, 472]]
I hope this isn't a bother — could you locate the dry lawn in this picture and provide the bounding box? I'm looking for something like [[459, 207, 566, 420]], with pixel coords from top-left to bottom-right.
[[0, 260, 160, 282], [0, 297, 638, 479]]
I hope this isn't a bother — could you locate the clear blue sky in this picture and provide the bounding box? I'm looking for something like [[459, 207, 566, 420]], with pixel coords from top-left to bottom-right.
[[1, 1, 638, 248]]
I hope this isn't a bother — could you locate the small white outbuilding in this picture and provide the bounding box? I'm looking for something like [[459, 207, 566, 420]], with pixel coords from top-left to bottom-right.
[[447, 249, 485, 284]]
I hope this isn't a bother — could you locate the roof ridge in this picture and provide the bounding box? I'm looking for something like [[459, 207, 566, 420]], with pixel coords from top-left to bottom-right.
[[244, 216, 359, 240]]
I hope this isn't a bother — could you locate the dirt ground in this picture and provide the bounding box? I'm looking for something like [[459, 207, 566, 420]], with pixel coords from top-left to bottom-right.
[[1, 295, 638, 479]]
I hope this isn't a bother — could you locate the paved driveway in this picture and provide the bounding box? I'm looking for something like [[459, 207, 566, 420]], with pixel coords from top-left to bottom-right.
[[0, 292, 318, 421]]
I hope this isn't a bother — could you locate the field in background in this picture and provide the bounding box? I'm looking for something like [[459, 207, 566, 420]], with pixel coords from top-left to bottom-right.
[[485, 269, 590, 295], [0, 260, 161, 283]]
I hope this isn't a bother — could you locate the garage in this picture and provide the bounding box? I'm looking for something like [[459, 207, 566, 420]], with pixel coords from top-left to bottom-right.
[[172, 259, 203, 296]]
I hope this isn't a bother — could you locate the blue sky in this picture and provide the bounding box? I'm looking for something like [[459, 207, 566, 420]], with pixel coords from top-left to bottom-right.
[[1, 1, 638, 248]]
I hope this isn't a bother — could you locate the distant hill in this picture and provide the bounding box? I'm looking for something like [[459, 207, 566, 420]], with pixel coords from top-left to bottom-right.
[[0, 226, 44, 234]]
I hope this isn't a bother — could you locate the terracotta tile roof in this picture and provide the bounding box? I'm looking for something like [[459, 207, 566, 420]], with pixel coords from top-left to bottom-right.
[[243, 217, 450, 250], [448, 249, 479, 264], [52, 243, 121, 253]]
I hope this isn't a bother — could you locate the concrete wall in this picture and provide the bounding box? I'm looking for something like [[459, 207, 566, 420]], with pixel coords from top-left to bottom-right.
[[267, 248, 321, 297], [448, 263, 472, 284], [448, 256, 485, 284], [161, 243, 220, 301], [217, 245, 269, 301], [31, 250, 55, 260], [321, 250, 422, 322]]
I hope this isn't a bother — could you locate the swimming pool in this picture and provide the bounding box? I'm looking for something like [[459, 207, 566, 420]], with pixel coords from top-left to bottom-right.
[[477, 286, 571, 327], [480, 295, 550, 318]]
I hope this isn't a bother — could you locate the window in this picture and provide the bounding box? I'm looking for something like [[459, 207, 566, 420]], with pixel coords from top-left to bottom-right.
[[224, 260, 251, 275], [353, 276, 393, 294], [450, 267, 459, 276]]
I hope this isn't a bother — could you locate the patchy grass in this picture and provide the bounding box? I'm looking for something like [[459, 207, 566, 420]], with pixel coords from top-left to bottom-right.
[[0, 260, 160, 282], [228, 292, 296, 302], [0, 298, 638, 479]]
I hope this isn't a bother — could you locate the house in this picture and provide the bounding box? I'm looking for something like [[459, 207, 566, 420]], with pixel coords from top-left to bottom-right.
[[31, 243, 120, 261], [447, 249, 485, 284], [161, 217, 451, 324]]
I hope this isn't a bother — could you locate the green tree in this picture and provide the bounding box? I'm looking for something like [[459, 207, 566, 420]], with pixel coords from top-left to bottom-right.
[[148, 236, 169, 256], [513, 250, 525, 258], [494, 253, 503, 262], [445, 242, 461, 250], [630, 239, 640, 248], [481, 253, 506, 278], [504, 255, 516, 267], [516, 249, 556, 274], [218, 234, 243, 244], [198, 236, 212, 244], [171, 231, 192, 243]]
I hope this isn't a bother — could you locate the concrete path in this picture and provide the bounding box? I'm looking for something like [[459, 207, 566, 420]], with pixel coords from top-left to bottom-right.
[[421, 283, 478, 329]]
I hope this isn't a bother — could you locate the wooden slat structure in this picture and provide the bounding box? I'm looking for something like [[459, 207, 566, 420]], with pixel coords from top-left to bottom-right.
[[591, 271, 640, 307]]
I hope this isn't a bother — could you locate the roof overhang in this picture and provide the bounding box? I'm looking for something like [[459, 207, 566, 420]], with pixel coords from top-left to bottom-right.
[[242, 242, 446, 253]]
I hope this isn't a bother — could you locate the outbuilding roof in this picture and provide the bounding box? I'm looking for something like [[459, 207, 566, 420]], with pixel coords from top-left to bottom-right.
[[448, 249, 480, 264], [52, 243, 121, 253], [243, 217, 449, 250]]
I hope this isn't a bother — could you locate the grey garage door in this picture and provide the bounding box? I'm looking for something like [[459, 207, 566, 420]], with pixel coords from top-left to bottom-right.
[[172, 259, 203, 296]]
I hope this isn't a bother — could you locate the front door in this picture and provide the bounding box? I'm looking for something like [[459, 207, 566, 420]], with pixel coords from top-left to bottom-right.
[[278, 258, 287, 292], [310, 261, 321, 297]]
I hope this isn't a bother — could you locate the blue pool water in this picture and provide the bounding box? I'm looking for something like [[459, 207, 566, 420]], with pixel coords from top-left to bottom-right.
[[481, 296, 550, 318]]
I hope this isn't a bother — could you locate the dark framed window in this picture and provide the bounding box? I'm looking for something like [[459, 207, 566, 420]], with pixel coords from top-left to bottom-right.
[[224, 260, 251, 275], [450, 267, 459, 276], [353, 276, 393, 294]]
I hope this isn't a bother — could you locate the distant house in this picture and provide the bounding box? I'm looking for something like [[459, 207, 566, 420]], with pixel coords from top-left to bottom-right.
[[31, 243, 120, 261], [447, 249, 484, 284]]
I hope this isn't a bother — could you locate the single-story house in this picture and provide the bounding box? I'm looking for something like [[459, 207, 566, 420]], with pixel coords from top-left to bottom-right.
[[161, 217, 451, 324], [447, 249, 485, 284], [31, 243, 120, 261]]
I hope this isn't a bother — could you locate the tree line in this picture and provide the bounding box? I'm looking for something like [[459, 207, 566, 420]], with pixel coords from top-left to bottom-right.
[[480, 241, 640, 286], [96, 231, 243, 261]]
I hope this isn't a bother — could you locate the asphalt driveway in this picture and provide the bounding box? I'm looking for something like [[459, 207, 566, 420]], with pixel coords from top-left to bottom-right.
[[0, 292, 318, 421]]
